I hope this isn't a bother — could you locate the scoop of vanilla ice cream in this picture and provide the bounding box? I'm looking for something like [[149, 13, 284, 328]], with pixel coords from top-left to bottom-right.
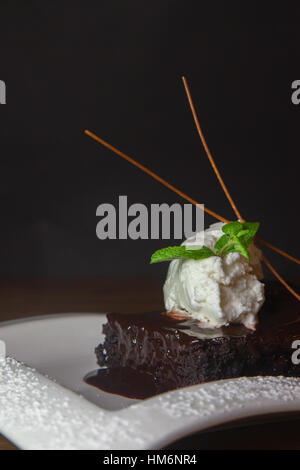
[[163, 222, 265, 329]]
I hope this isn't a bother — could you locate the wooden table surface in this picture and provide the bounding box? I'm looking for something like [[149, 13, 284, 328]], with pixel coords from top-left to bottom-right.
[[0, 277, 299, 450]]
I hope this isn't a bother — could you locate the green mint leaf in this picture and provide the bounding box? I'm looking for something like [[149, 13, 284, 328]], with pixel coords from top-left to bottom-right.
[[222, 221, 243, 236], [150, 220, 260, 267], [214, 234, 230, 255], [150, 246, 186, 264], [186, 246, 216, 259], [236, 229, 250, 238], [221, 240, 250, 261], [150, 245, 215, 264], [218, 221, 259, 261], [240, 222, 260, 247], [231, 240, 250, 261], [221, 244, 236, 256]]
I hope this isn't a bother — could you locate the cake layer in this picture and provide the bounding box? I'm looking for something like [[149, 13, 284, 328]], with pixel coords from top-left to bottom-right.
[[95, 282, 300, 396]]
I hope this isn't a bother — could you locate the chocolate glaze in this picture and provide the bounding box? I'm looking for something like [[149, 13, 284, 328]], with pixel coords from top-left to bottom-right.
[[85, 368, 159, 399], [85, 282, 300, 399]]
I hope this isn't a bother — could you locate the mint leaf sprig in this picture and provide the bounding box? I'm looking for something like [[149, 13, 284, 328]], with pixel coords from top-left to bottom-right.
[[150, 221, 260, 264], [150, 245, 215, 264]]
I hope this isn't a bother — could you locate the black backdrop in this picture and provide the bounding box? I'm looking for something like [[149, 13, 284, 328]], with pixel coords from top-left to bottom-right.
[[0, 1, 299, 278]]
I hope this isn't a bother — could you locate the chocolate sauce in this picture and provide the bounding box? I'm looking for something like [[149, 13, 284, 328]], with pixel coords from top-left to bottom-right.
[[84, 367, 161, 399], [84, 282, 300, 399]]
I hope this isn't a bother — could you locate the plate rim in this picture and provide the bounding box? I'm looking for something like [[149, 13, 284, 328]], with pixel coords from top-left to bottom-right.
[[1, 314, 300, 449], [0, 311, 107, 328]]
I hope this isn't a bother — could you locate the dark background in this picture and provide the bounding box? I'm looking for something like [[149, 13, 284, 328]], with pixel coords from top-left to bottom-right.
[[0, 1, 299, 279]]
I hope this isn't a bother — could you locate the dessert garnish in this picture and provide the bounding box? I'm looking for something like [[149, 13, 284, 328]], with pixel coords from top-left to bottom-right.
[[151, 220, 260, 264], [85, 77, 300, 304]]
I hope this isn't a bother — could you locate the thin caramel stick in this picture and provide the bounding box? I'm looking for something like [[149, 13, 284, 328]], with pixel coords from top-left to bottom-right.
[[84, 130, 228, 223], [85, 129, 300, 266], [181, 77, 300, 265], [256, 236, 300, 266], [182, 76, 244, 222], [84, 129, 300, 303], [262, 254, 300, 301], [181, 77, 300, 299]]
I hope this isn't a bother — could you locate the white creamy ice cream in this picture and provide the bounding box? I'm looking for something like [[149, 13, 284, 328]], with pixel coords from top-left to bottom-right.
[[163, 222, 265, 330]]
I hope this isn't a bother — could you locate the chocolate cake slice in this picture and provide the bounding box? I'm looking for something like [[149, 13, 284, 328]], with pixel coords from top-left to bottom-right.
[[93, 282, 300, 398]]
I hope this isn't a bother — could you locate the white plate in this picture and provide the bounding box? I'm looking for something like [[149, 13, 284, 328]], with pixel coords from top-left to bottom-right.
[[0, 313, 300, 450]]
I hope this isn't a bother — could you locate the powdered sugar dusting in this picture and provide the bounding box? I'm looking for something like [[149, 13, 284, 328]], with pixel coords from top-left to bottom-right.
[[145, 376, 300, 419], [1, 357, 300, 449], [0, 357, 151, 450]]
